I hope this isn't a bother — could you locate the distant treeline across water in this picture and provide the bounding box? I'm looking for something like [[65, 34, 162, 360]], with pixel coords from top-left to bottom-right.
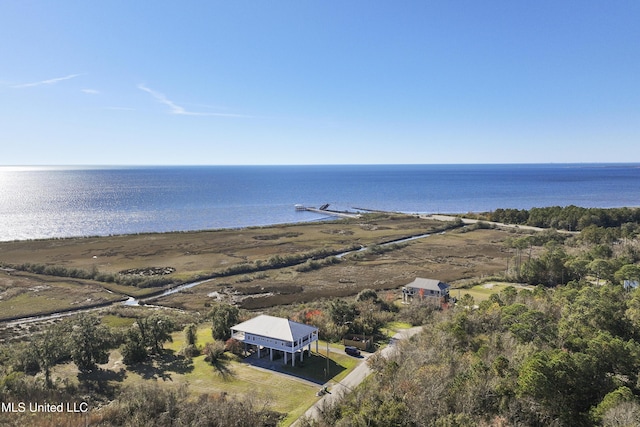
[[1, 163, 639, 241]]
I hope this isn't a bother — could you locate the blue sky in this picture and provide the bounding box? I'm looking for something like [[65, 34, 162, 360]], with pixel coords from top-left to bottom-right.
[[1, 1, 638, 165]]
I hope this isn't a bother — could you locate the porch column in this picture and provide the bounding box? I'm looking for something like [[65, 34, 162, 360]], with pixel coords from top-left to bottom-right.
[[283, 351, 288, 365], [270, 348, 273, 361]]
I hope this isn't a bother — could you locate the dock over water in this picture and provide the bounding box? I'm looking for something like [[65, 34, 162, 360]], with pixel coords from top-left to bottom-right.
[[295, 204, 361, 219]]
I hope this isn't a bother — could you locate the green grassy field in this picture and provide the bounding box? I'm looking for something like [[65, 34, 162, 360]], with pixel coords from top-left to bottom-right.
[[116, 326, 361, 426], [451, 282, 534, 303], [46, 317, 414, 426]]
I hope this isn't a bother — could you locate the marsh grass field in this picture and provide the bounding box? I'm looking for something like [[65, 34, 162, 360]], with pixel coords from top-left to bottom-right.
[[0, 213, 520, 320]]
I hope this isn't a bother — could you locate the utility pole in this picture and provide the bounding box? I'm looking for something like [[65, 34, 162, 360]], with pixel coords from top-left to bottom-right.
[[326, 341, 330, 379]]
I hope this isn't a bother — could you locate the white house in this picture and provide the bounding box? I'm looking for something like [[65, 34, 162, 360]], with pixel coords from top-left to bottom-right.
[[402, 278, 450, 303], [231, 314, 319, 367]]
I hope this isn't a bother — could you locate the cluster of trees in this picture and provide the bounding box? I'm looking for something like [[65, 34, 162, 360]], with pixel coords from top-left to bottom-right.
[[306, 282, 640, 426], [209, 303, 240, 341], [487, 206, 640, 232], [204, 293, 399, 350], [121, 314, 177, 364], [504, 224, 639, 288], [274, 289, 398, 343], [207, 291, 415, 350], [0, 311, 182, 398], [11, 315, 113, 388], [301, 208, 640, 426], [0, 306, 280, 426]]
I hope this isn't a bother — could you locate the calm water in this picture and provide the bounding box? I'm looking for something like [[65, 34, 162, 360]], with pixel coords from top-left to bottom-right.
[[1, 164, 639, 241]]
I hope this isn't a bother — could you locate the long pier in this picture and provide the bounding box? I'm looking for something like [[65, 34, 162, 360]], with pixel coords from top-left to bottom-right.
[[295, 205, 361, 219]]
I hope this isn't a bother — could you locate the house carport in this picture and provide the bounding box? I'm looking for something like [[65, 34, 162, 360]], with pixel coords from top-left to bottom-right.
[[231, 314, 319, 367]]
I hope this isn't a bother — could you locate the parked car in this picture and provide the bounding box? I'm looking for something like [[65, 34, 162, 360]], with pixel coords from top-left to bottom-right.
[[345, 346, 361, 356]]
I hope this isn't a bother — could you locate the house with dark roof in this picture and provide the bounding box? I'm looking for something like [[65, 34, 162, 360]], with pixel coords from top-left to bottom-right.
[[231, 314, 319, 367], [402, 278, 450, 303]]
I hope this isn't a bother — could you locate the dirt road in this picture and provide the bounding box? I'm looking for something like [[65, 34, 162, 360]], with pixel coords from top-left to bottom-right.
[[424, 214, 577, 234]]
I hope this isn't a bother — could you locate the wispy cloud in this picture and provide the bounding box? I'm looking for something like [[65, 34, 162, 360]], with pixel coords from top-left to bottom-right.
[[82, 88, 100, 95], [137, 84, 250, 117], [12, 73, 82, 88]]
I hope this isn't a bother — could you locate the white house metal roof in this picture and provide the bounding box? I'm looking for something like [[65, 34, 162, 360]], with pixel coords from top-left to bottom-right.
[[231, 314, 318, 342], [405, 278, 449, 291]]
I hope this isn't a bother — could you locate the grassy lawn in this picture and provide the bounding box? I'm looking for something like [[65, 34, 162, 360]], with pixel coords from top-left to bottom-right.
[[100, 314, 137, 328], [121, 352, 320, 417], [50, 322, 329, 425], [118, 326, 361, 426], [49, 308, 418, 426], [451, 282, 533, 303]]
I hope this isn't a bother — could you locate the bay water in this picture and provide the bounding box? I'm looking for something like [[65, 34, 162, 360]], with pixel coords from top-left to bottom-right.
[[1, 164, 638, 242]]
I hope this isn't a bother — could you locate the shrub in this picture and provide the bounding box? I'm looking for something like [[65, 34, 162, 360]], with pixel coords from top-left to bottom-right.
[[203, 341, 226, 364], [179, 344, 199, 358], [224, 338, 243, 355]]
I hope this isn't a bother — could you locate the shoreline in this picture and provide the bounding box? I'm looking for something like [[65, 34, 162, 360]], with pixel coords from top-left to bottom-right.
[[3, 163, 640, 242], [0, 215, 340, 244], [3, 202, 639, 244]]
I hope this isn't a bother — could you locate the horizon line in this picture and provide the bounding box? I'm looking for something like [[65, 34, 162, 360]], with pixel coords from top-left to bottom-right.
[[2, 161, 640, 170]]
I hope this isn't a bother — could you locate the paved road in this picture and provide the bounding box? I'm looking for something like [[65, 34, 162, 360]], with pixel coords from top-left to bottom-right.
[[293, 326, 423, 426]]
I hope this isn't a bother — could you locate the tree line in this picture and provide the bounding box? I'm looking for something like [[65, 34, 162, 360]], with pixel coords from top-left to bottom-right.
[[485, 206, 640, 232], [298, 207, 640, 427], [502, 228, 640, 288]]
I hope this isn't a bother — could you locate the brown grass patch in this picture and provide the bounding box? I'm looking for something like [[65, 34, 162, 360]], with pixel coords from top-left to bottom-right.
[[156, 227, 513, 312], [0, 271, 123, 320]]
